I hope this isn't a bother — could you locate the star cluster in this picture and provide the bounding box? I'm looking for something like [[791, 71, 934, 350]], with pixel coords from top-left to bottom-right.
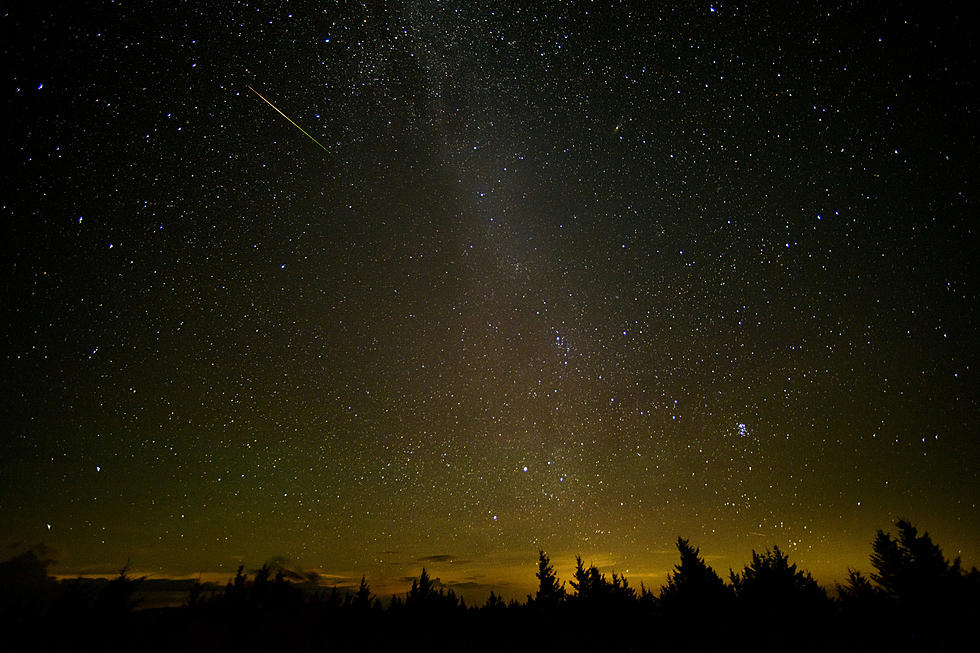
[[2, 2, 976, 597]]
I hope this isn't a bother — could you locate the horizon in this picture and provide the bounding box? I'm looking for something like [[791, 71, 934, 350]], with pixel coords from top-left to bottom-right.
[[26, 517, 980, 605], [6, 522, 977, 651]]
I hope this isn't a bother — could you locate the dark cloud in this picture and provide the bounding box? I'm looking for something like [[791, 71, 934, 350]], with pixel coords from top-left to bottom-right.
[[447, 581, 496, 592], [262, 556, 324, 584], [397, 573, 447, 588], [416, 554, 463, 564]]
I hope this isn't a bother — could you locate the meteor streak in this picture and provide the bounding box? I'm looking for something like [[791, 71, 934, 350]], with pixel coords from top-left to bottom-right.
[[247, 85, 329, 153]]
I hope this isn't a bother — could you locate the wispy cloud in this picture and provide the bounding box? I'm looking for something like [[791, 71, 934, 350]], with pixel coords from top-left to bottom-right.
[[416, 554, 463, 564]]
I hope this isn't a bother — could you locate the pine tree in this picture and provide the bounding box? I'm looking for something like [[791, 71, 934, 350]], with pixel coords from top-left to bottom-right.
[[870, 519, 956, 604], [354, 575, 372, 609], [484, 590, 506, 610], [534, 550, 565, 608], [407, 568, 435, 606], [837, 568, 876, 602], [95, 563, 145, 616], [658, 537, 731, 613], [611, 572, 636, 602], [730, 545, 826, 613], [569, 556, 588, 598]]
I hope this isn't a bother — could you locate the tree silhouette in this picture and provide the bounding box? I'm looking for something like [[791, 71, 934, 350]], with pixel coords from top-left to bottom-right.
[[533, 550, 565, 608], [354, 575, 372, 609], [484, 590, 506, 610], [638, 582, 656, 608], [404, 568, 462, 613], [658, 537, 731, 615], [836, 568, 877, 603], [565, 555, 638, 612], [185, 577, 206, 609], [870, 518, 958, 604], [407, 567, 434, 605], [95, 563, 145, 617], [0, 548, 54, 618], [4, 519, 974, 652], [838, 519, 980, 649], [569, 556, 609, 602], [862, 518, 980, 646], [224, 564, 248, 606], [251, 563, 272, 608], [610, 572, 636, 603], [569, 556, 588, 599], [835, 566, 891, 641], [730, 545, 826, 618]]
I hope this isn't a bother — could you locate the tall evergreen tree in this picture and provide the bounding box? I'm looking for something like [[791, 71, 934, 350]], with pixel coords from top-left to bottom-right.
[[858, 520, 980, 648], [354, 575, 372, 609], [837, 568, 877, 603], [730, 545, 826, 614], [870, 519, 957, 604], [658, 537, 731, 613], [484, 590, 505, 610], [408, 567, 435, 605], [569, 556, 588, 598], [534, 550, 565, 608], [611, 572, 636, 602], [569, 556, 610, 602], [95, 564, 145, 617]]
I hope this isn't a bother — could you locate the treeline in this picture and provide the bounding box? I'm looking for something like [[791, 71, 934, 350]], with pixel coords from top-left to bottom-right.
[[1, 520, 978, 651]]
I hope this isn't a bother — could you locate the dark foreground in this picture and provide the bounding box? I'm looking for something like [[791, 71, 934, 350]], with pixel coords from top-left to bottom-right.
[[3, 520, 977, 651]]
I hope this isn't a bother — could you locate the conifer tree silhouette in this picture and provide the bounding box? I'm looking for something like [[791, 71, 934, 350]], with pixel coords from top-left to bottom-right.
[[407, 567, 434, 605], [658, 537, 730, 613], [11, 520, 975, 652], [848, 519, 980, 648], [638, 582, 656, 607], [0, 548, 53, 617], [252, 563, 272, 608], [225, 564, 248, 606], [569, 556, 609, 602], [870, 519, 956, 604], [185, 577, 205, 609], [354, 576, 372, 609], [569, 555, 588, 599], [730, 545, 826, 616], [95, 563, 145, 617], [484, 590, 505, 610], [534, 550, 565, 608], [837, 568, 877, 603], [610, 572, 636, 603]]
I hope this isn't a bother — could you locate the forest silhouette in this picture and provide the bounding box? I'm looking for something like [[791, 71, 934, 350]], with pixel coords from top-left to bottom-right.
[[1, 519, 977, 651]]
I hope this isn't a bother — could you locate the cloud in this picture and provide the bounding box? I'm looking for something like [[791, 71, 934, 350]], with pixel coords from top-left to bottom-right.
[[2, 542, 57, 565], [393, 574, 447, 588], [416, 554, 457, 563], [262, 556, 324, 583], [447, 580, 495, 592]]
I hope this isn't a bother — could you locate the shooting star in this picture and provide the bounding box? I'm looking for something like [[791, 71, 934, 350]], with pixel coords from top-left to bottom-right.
[[247, 85, 329, 153]]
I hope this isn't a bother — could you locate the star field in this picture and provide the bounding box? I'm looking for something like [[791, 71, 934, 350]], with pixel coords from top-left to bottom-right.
[[2, 2, 976, 598]]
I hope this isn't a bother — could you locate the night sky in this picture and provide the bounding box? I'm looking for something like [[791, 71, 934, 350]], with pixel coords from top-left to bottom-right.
[[3, 1, 977, 600]]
